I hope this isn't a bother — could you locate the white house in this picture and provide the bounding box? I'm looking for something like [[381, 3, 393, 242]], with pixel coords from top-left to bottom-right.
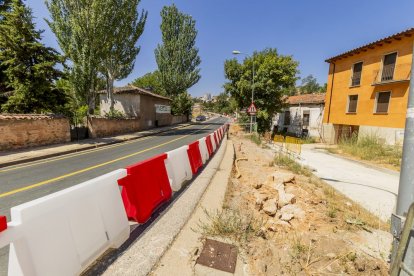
[[273, 93, 325, 139]]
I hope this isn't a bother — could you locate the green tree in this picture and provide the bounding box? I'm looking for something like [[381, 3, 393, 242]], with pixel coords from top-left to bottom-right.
[[155, 4, 201, 97], [46, 0, 113, 114], [171, 92, 192, 116], [0, 0, 66, 113], [100, 0, 147, 111], [224, 48, 299, 133], [299, 74, 323, 94], [131, 70, 166, 96]]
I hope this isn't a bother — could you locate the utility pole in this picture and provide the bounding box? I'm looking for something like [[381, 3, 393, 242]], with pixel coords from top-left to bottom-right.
[[232, 50, 255, 133], [391, 41, 414, 272]]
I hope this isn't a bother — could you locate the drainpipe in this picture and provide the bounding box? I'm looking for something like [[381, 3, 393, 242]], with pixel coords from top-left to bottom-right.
[[327, 62, 336, 124], [391, 41, 414, 270]]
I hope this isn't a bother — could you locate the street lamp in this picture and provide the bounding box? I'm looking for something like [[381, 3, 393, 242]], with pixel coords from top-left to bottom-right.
[[232, 50, 255, 133]]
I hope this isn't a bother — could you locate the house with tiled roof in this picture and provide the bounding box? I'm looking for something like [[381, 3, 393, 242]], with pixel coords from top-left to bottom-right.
[[323, 28, 413, 144], [273, 93, 325, 139], [98, 85, 173, 129]]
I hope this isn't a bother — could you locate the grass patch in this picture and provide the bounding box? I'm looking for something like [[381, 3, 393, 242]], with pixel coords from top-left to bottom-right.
[[196, 209, 264, 243], [274, 153, 312, 176], [334, 133, 402, 168], [309, 176, 389, 231], [301, 136, 317, 144], [249, 133, 261, 145]]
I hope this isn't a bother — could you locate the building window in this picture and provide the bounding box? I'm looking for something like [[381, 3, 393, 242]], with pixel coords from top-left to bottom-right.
[[302, 111, 310, 126], [351, 62, 363, 86], [284, 111, 290, 125], [347, 95, 358, 113], [381, 52, 397, 82], [375, 91, 391, 113]]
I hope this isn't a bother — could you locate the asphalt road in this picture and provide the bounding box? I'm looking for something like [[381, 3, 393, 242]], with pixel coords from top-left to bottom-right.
[[0, 116, 227, 275]]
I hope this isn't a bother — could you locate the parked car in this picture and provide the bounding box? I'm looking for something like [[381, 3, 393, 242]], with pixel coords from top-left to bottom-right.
[[196, 115, 206, 121]]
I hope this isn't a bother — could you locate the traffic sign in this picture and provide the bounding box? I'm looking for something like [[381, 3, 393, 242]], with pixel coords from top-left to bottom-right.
[[247, 103, 257, 115]]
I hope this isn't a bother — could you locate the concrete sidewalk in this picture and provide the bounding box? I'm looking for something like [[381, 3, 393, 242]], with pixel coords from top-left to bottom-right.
[[151, 140, 243, 276], [297, 144, 399, 221], [0, 122, 192, 168]]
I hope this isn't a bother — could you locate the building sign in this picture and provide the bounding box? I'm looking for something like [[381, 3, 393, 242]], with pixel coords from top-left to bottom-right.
[[155, 104, 171, 114]]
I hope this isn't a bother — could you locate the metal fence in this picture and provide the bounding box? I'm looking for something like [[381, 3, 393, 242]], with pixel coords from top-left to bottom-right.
[[272, 135, 302, 155]]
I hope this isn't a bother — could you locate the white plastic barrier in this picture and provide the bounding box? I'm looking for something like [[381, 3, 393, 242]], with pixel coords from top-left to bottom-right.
[[198, 137, 209, 164], [165, 145, 193, 191], [210, 133, 217, 152], [0, 169, 129, 276]]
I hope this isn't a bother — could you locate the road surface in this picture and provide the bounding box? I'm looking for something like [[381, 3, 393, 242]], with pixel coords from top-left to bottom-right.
[[0, 116, 227, 275]]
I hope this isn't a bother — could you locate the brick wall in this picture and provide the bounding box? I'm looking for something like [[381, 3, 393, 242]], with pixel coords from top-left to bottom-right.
[[87, 117, 140, 138], [0, 114, 71, 151]]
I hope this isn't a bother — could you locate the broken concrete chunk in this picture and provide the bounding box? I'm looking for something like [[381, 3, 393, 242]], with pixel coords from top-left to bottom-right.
[[280, 213, 294, 222], [278, 192, 296, 207], [263, 199, 277, 216], [280, 204, 305, 219]]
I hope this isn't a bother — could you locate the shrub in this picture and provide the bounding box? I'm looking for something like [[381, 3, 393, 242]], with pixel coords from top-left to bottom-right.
[[104, 109, 127, 119]]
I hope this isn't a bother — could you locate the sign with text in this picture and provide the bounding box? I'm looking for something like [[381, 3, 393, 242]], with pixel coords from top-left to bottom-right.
[[155, 104, 171, 114]]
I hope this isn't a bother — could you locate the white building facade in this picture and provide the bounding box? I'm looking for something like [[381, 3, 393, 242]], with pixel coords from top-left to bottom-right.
[[273, 94, 325, 139]]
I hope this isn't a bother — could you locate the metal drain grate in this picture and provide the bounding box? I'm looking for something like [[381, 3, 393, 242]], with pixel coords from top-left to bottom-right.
[[196, 239, 238, 273]]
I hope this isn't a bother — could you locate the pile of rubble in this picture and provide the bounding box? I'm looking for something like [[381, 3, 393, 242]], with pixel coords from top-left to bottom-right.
[[253, 172, 305, 231]]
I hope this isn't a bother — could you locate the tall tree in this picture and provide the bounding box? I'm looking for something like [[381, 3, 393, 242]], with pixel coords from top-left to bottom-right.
[[0, 0, 65, 113], [155, 4, 201, 97], [299, 74, 323, 94], [131, 70, 166, 96], [46, 0, 112, 114], [224, 48, 299, 132], [100, 0, 147, 111]]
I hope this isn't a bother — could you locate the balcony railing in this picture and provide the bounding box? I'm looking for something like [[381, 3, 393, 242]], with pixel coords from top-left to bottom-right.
[[372, 63, 411, 85]]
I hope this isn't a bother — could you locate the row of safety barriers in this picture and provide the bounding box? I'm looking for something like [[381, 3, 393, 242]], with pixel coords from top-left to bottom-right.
[[0, 123, 229, 276], [273, 134, 302, 155]]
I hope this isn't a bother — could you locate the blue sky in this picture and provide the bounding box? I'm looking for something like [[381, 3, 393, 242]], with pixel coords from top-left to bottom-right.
[[29, 0, 414, 97]]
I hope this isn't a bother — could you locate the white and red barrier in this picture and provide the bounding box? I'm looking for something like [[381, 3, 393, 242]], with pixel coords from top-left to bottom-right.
[[198, 137, 209, 164], [165, 145, 193, 191], [0, 124, 230, 275], [0, 169, 129, 276]]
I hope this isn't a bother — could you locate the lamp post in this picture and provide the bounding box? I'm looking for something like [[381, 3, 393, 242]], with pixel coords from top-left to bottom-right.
[[232, 50, 255, 133]]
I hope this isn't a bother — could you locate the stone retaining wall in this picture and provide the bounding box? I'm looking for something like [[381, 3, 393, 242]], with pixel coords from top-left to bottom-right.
[[0, 114, 71, 151], [87, 117, 140, 138], [171, 115, 188, 125]]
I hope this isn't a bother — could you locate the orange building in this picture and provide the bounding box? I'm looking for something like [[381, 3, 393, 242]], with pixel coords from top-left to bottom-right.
[[322, 28, 413, 144]]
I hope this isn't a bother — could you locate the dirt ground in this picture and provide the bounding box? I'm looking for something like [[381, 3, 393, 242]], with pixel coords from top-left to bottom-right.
[[199, 125, 392, 275]]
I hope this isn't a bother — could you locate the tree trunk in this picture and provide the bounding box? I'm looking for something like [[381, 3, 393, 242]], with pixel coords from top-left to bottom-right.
[[107, 73, 115, 111]]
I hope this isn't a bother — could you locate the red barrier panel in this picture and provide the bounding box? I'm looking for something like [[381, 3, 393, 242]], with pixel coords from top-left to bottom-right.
[[187, 141, 203, 174], [0, 216, 6, 232], [118, 154, 172, 223], [205, 135, 213, 156]]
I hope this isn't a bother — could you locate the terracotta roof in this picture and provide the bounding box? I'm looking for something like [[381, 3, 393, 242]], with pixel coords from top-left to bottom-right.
[[0, 114, 66, 120], [325, 27, 414, 63], [97, 85, 171, 101], [286, 93, 325, 105]]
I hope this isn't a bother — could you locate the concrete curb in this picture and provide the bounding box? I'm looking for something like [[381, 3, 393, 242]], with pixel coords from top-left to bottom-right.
[[0, 123, 192, 169], [102, 137, 231, 276]]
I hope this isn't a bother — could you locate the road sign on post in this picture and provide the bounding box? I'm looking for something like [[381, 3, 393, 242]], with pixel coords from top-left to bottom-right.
[[247, 103, 257, 115]]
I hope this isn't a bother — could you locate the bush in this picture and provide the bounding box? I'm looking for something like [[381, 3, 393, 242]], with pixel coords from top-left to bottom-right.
[[337, 133, 402, 167], [104, 109, 127, 119]]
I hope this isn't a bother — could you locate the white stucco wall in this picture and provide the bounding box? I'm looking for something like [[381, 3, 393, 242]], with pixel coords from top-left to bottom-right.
[[358, 125, 404, 145], [99, 94, 141, 118], [273, 104, 324, 138]]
